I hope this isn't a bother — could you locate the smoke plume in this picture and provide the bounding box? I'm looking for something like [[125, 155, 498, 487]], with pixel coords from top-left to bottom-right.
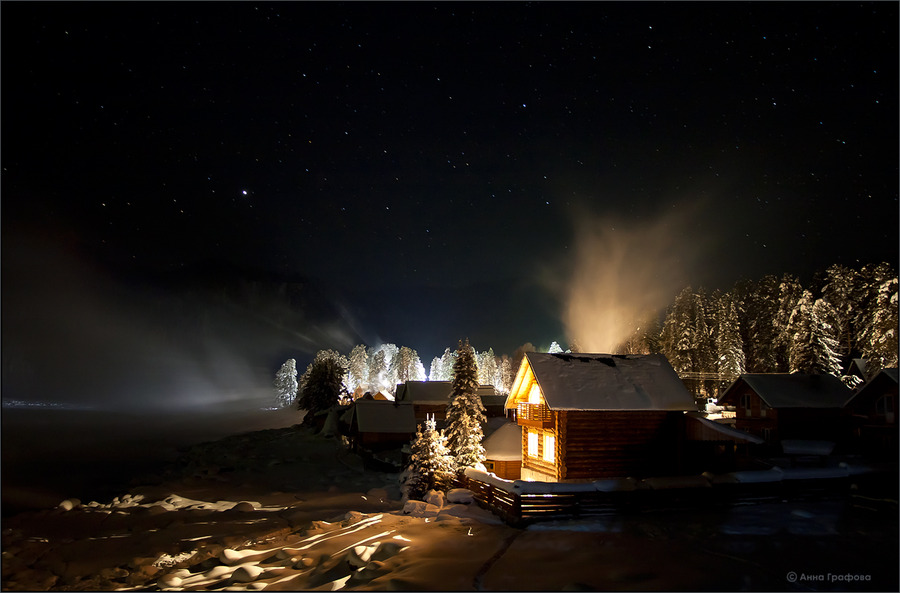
[[558, 203, 709, 353]]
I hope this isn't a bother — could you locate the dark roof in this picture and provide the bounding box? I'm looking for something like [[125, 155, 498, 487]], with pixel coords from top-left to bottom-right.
[[685, 412, 764, 443], [521, 352, 696, 411], [351, 401, 416, 433], [395, 381, 497, 404], [844, 368, 899, 408], [720, 374, 852, 409]]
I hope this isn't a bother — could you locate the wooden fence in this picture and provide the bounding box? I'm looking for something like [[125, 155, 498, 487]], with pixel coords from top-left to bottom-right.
[[457, 467, 887, 528]]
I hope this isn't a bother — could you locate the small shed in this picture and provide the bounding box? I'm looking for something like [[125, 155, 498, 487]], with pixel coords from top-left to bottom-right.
[[505, 352, 697, 482], [483, 421, 522, 480], [346, 400, 416, 451], [717, 374, 851, 446], [843, 368, 898, 456]]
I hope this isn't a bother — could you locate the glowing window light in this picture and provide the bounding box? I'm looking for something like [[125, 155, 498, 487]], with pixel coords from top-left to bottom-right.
[[527, 432, 539, 457], [543, 435, 555, 462], [528, 384, 542, 404]]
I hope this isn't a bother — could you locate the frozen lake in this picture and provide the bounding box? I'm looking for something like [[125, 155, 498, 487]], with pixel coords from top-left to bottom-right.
[[1, 396, 300, 516]]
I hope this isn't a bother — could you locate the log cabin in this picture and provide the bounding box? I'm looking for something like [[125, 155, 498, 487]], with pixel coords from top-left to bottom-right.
[[344, 400, 416, 452], [504, 352, 698, 482], [843, 368, 898, 457], [717, 374, 852, 449], [394, 381, 506, 423]]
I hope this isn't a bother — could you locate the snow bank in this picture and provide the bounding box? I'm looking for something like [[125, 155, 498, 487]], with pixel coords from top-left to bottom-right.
[[778, 466, 849, 480], [446, 488, 476, 504], [639, 475, 711, 490], [708, 468, 784, 484]]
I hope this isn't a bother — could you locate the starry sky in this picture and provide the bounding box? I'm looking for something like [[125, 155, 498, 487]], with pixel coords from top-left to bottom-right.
[[3, 2, 898, 366]]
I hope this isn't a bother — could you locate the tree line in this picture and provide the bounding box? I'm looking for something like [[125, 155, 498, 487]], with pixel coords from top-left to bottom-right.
[[617, 262, 898, 396]]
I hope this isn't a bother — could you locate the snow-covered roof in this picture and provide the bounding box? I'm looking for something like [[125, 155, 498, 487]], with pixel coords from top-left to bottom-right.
[[721, 374, 852, 409], [483, 421, 522, 461], [395, 381, 497, 404], [352, 401, 416, 434], [519, 353, 696, 411], [685, 412, 764, 443]]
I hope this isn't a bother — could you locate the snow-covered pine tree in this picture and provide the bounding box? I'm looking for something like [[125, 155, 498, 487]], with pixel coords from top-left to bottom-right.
[[347, 344, 369, 396], [273, 358, 299, 408], [429, 356, 442, 381], [858, 273, 899, 376], [445, 339, 486, 469], [734, 276, 779, 372], [476, 348, 498, 387], [493, 356, 513, 395], [810, 297, 843, 377], [714, 291, 745, 387], [547, 341, 564, 354], [775, 275, 804, 372], [822, 264, 859, 357], [297, 356, 348, 426], [367, 349, 386, 393], [661, 286, 696, 376], [401, 415, 455, 500], [439, 347, 456, 381]]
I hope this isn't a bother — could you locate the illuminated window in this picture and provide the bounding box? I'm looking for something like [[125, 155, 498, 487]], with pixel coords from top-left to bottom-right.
[[528, 384, 542, 405], [543, 434, 555, 462], [527, 432, 538, 457]]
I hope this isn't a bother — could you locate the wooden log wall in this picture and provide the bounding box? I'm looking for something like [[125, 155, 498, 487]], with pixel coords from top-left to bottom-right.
[[559, 411, 683, 480]]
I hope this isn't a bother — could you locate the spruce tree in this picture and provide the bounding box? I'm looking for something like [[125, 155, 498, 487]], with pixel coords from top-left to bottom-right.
[[297, 357, 347, 426], [401, 416, 454, 500], [445, 339, 486, 469], [273, 358, 299, 408]]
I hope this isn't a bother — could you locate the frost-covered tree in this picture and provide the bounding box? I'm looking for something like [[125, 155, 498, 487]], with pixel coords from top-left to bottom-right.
[[476, 348, 497, 387], [493, 355, 514, 395], [273, 358, 298, 408], [547, 341, 564, 354], [401, 415, 455, 500], [822, 264, 859, 357], [788, 290, 842, 376], [445, 339, 486, 468], [299, 349, 350, 396], [713, 291, 745, 386], [396, 346, 426, 384], [774, 275, 805, 372], [661, 286, 697, 376], [297, 356, 348, 426], [366, 349, 387, 394], [347, 344, 369, 396], [429, 356, 443, 381], [734, 276, 780, 373], [858, 274, 899, 376]]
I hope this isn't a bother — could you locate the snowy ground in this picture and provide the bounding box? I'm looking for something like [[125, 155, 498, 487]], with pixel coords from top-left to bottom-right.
[[2, 424, 897, 591]]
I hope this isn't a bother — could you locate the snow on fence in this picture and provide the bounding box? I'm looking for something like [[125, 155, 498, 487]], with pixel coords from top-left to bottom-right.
[[460, 464, 882, 527]]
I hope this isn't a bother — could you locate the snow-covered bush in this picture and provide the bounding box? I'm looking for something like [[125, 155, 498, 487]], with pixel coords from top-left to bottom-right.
[[400, 416, 454, 501]]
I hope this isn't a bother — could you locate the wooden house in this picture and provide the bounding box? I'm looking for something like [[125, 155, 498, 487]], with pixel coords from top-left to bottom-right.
[[504, 352, 698, 482], [717, 374, 851, 447], [482, 421, 522, 480], [843, 368, 898, 456], [394, 381, 504, 423], [344, 400, 416, 452]]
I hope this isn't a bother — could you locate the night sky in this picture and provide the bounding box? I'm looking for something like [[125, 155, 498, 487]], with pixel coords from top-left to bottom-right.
[[3, 2, 898, 379]]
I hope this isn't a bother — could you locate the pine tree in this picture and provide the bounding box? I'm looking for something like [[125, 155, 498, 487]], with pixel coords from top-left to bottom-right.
[[401, 415, 455, 500], [297, 356, 348, 426], [775, 275, 804, 372], [547, 341, 564, 354], [822, 264, 859, 357], [714, 291, 745, 387], [810, 297, 843, 377], [439, 347, 456, 381], [858, 274, 899, 376], [367, 349, 386, 393], [494, 356, 514, 395], [445, 339, 486, 469], [273, 358, 298, 408], [476, 348, 498, 386], [347, 345, 369, 396]]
